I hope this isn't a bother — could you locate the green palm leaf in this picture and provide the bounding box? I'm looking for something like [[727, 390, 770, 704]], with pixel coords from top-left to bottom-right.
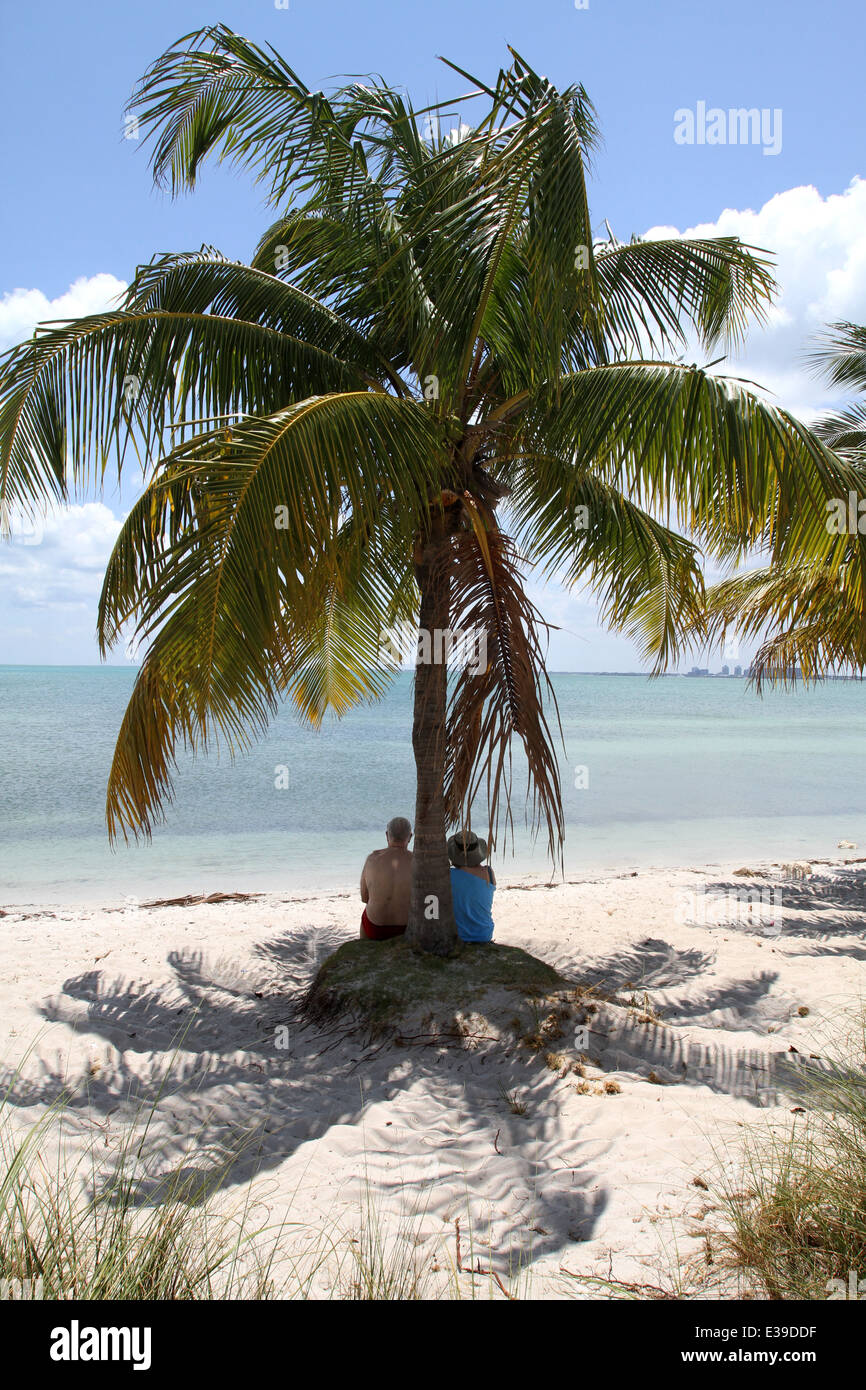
[[594, 235, 776, 357], [97, 393, 450, 837], [0, 253, 380, 512]]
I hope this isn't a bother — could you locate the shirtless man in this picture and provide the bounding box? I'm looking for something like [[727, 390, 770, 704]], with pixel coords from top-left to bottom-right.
[[359, 817, 413, 940]]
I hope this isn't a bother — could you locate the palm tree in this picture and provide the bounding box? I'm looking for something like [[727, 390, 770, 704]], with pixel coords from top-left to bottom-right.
[[0, 28, 853, 956], [697, 321, 866, 687]]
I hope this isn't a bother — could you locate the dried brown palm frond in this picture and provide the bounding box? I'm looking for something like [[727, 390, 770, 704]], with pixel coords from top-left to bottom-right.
[[440, 499, 564, 866]]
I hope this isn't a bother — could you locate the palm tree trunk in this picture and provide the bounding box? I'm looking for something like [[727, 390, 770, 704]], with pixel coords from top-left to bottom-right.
[[405, 514, 458, 955]]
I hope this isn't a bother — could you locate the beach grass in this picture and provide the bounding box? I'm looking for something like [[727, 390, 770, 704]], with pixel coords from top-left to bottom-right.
[[0, 1091, 285, 1300], [0, 1051, 523, 1301], [707, 1012, 866, 1299]]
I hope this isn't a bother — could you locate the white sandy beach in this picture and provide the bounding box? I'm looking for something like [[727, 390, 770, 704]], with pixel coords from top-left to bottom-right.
[[2, 858, 865, 1298]]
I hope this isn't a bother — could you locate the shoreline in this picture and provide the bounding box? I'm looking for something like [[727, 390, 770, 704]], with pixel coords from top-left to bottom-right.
[[3, 849, 865, 916]]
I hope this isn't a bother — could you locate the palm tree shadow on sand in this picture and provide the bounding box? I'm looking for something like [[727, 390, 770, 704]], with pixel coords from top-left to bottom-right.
[[700, 867, 866, 950], [3, 906, 851, 1274], [2, 924, 616, 1274]]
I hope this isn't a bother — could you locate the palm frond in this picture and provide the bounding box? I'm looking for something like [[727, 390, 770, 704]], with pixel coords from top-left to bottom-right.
[[699, 564, 866, 691], [594, 236, 776, 358], [807, 321, 866, 392], [128, 24, 345, 203], [0, 255, 373, 512], [521, 361, 859, 571], [511, 465, 706, 668], [98, 393, 449, 838], [442, 505, 564, 864], [813, 401, 866, 459]]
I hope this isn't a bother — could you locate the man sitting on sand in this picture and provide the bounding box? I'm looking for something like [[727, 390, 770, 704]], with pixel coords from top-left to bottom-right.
[[359, 817, 413, 940]]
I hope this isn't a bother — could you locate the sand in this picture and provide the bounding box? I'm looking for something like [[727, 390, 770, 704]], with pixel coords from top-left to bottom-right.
[[1, 857, 864, 1299]]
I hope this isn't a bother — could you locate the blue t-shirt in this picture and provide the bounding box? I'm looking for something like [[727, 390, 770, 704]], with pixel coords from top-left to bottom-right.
[[450, 866, 495, 942]]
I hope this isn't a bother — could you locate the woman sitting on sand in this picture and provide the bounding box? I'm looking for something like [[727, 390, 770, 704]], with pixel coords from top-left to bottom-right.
[[447, 831, 495, 942]]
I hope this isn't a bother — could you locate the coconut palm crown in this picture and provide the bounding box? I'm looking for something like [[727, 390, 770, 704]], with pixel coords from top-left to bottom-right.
[[0, 28, 857, 952]]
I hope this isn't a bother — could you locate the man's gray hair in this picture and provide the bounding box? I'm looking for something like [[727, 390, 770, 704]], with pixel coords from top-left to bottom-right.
[[386, 816, 412, 844]]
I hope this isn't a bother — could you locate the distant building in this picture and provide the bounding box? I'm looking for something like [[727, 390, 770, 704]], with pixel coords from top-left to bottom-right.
[[734, 665, 742, 677], [686, 667, 710, 677], [721, 665, 730, 676]]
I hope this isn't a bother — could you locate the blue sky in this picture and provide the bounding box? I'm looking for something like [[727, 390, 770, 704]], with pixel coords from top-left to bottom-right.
[[2, 0, 865, 667]]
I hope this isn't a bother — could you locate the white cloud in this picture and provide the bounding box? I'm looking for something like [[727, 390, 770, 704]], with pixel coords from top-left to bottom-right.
[[0, 503, 122, 610], [0, 273, 127, 354], [644, 177, 866, 421], [0, 274, 134, 660]]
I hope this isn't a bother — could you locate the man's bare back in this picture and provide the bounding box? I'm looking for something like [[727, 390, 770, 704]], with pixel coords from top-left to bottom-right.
[[360, 818, 413, 937]]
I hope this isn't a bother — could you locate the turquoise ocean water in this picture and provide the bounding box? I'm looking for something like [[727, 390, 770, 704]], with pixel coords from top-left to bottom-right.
[[1, 666, 864, 905]]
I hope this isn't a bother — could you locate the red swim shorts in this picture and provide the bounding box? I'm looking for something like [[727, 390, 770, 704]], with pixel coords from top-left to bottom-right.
[[361, 908, 407, 941]]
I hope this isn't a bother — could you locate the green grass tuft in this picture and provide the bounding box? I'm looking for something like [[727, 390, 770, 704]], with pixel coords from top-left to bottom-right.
[[707, 1013, 866, 1299]]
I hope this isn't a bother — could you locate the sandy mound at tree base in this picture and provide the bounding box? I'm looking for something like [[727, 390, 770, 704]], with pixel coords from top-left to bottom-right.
[[301, 937, 597, 1049]]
